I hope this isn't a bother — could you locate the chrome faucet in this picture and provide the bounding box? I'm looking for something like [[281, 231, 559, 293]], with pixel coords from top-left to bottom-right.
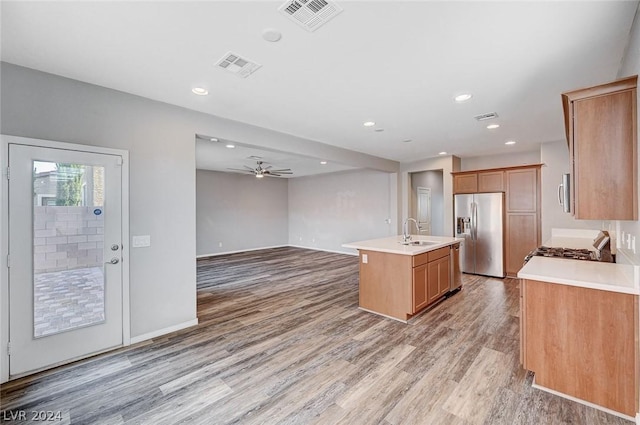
[[402, 218, 420, 243]]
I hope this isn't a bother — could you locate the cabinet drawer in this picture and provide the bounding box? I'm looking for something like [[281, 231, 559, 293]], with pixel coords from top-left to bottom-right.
[[413, 252, 429, 267], [428, 247, 450, 262]]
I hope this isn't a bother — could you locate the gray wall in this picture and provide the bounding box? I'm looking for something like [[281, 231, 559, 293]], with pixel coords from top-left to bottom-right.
[[461, 150, 541, 171], [540, 140, 605, 242], [196, 170, 288, 256], [289, 169, 393, 254], [410, 170, 444, 236]]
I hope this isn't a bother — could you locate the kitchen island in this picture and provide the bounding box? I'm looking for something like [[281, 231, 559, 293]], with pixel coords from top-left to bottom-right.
[[517, 230, 640, 419], [343, 235, 462, 322]]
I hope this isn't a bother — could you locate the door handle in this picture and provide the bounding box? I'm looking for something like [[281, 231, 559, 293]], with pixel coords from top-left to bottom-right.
[[558, 184, 564, 206], [107, 258, 119, 265]]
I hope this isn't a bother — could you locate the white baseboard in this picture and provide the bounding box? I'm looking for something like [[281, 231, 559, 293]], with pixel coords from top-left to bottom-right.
[[130, 318, 198, 345], [636, 413, 639, 425], [287, 244, 358, 256], [532, 378, 635, 422], [196, 245, 288, 258]]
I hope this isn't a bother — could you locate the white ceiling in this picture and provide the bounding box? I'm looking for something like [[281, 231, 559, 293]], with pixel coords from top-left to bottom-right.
[[2, 1, 638, 172], [195, 135, 355, 177]]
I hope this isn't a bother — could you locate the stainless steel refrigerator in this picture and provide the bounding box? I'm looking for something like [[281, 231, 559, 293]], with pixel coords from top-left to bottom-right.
[[454, 193, 505, 278]]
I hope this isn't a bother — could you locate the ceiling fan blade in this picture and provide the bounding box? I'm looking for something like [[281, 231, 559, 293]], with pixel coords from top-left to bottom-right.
[[243, 165, 255, 170], [227, 168, 254, 173], [263, 165, 273, 170], [270, 169, 292, 173], [270, 171, 293, 174]]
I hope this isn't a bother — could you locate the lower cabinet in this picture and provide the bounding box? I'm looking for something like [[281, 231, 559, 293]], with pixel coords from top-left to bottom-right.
[[412, 247, 450, 313], [521, 279, 639, 417]]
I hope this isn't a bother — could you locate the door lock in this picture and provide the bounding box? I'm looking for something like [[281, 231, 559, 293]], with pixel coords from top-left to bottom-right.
[[111, 244, 120, 251], [108, 258, 119, 265]]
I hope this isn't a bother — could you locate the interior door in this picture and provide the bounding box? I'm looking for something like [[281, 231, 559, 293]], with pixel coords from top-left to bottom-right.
[[8, 143, 123, 376], [416, 187, 432, 235]]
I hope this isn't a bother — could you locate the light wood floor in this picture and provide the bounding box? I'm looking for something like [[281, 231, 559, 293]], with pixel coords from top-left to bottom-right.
[[1, 247, 632, 424]]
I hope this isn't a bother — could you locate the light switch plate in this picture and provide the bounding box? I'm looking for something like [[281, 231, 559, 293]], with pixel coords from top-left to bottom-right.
[[362, 254, 368, 264], [132, 235, 151, 248]]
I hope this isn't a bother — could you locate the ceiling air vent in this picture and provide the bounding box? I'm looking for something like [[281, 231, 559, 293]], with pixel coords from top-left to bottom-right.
[[216, 52, 262, 78], [279, 0, 343, 32], [474, 112, 499, 121]]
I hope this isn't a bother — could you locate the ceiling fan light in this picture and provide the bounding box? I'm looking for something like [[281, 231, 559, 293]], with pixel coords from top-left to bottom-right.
[[256, 173, 264, 178]]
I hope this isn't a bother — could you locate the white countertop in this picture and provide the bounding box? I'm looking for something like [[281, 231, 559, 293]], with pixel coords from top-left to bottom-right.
[[342, 235, 462, 256], [517, 229, 639, 295], [518, 256, 638, 295]]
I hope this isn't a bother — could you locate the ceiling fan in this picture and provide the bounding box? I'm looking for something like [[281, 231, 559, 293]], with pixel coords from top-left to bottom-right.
[[228, 161, 293, 178]]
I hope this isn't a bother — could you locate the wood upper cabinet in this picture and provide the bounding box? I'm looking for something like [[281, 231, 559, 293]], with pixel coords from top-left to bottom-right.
[[506, 168, 538, 213], [478, 171, 504, 192], [562, 75, 638, 220], [453, 173, 478, 193]]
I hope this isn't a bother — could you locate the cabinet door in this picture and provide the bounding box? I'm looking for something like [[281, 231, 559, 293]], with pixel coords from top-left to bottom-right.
[[412, 264, 429, 313], [506, 214, 538, 277], [573, 89, 637, 220], [453, 174, 478, 193], [438, 256, 451, 297], [506, 168, 537, 213], [478, 171, 504, 192], [427, 261, 440, 304]]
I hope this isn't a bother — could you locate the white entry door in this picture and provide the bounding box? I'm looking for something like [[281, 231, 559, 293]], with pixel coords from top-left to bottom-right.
[[9, 143, 123, 376], [417, 187, 432, 235]]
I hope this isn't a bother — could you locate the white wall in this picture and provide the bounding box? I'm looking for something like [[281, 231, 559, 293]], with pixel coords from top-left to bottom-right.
[[540, 141, 606, 241], [617, 4, 640, 264], [410, 170, 445, 236], [196, 170, 288, 256], [461, 150, 541, 171], [289, 169, 394, 254]]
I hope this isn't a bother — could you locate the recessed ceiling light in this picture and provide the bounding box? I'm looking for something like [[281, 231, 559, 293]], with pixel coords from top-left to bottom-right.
[[454, 93, 472, 102], [192, 87, 209, 96], [210, 137, 218, 142], [505, 140, 516, 145], [363, 121, 375, 127], [262, 28, 282, 42], [487, 124, 500, 130], [320, 161, 327, 165], [374, 128, 384, 132], [225, 144, 235, 149], [439, 151, 447, 155]]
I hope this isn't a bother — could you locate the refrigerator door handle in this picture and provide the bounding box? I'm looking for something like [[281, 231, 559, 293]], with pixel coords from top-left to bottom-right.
[[558, 183, 564, 206], [471, 202, 477, 241]]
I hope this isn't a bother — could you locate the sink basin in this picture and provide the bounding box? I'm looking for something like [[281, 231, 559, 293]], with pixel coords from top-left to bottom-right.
[[400, 240, 438, 246]]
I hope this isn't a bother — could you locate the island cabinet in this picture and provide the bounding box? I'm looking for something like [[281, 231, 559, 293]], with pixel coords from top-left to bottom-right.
[[358, 246, 453, 322], [521, 279, 639, 417], [562, 75, 638, 220]]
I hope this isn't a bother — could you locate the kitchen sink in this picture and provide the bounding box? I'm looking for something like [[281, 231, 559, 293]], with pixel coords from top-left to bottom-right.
[[400, 240, 438, 246]]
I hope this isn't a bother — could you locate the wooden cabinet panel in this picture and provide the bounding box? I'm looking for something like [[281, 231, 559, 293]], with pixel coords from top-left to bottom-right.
[[478, 171, 504, 192], [427, 255, 450, 303], [453, 174, 478, 194], [412, 264, 428, 313], [523, 279, 639, 416], [506, 168, 537, 213], [573, 89, 637, 219], [562, 75, 637, 220], [427, 246, 449, 262], [412, 252, 428, 267], [506, 214, 538, 277], [438, 256, 450, 297]]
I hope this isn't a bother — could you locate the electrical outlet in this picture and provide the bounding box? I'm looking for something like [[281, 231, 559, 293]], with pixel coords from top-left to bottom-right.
[[299, 236, 303, 242], [362, 254, 368, 264], [312, 238, 315, 243], [385, 218, 391, 224], [218, 242, 223, 248]]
